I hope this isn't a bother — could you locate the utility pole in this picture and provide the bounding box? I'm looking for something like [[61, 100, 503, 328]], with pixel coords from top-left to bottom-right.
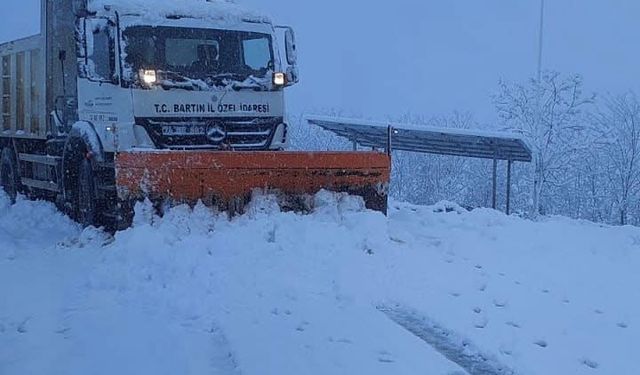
[[537, 0, 545, 81], [532, 0, 546, 217]]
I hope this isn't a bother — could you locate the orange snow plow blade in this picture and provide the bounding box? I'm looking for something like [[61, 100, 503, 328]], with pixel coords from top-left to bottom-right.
[[115, 151, 390, 213]]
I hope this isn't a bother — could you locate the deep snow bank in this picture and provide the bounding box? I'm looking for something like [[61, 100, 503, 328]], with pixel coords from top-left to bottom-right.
[[1, 191, 639, 375]]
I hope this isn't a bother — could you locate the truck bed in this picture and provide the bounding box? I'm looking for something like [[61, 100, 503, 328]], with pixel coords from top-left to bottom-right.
[[0, 34, 47, 140]]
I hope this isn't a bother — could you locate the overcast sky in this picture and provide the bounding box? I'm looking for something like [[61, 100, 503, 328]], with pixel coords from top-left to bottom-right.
[[2, 0, 638, 123]]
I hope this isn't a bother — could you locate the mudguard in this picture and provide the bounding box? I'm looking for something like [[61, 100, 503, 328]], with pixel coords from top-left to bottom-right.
[[67, 121, 105, 162]]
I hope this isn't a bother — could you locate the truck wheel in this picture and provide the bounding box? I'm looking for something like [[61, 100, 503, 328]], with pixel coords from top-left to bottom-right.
[[77, 159, 98, 227], [0, 148, 20, 204]]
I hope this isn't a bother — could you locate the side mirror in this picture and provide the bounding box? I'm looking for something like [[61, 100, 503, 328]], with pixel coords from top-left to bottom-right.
[[72, 0, 91, 16], [284, 28, 297, 66], [276, 25, 299, 86], [286, 66, 299, 86]]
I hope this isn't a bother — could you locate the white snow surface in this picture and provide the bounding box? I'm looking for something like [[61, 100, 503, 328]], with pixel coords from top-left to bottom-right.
[[1, 191, 639, 374], [88, 0, 270, 24]]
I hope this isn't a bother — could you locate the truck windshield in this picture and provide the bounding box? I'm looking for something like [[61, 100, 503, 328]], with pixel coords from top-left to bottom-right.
[[122, 26, 274, 88]]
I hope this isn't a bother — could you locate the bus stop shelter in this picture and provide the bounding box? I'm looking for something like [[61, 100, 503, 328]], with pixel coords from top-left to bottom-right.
[[306, 116, 532, 214]]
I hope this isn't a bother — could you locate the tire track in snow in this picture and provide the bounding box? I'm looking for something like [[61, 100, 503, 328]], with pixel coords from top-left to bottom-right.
[[203, 323, 242, 375], [378, 305, 517, 375]]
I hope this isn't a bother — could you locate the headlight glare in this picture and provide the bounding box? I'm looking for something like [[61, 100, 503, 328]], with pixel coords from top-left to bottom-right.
[[273, 72, 286, 86], [141, 69, 157, 85]]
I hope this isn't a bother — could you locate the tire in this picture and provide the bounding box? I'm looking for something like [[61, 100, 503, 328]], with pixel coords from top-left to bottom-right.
[[0, 147, 20, 204], [77, 158, 98, 227]]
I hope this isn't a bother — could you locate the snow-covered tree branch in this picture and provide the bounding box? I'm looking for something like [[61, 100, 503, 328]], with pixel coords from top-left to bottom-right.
[[494, 72, 594, 216]]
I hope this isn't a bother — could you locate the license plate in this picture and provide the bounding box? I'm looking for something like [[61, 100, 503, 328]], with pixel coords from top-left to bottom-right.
[[161, 125, 207, 136]]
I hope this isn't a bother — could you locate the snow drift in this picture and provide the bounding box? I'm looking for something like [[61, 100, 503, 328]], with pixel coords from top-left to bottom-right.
[[1, 191, 639, 374]]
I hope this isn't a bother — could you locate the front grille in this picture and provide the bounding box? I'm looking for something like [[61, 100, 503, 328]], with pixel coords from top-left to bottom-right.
[[137, 117, 282, 150]]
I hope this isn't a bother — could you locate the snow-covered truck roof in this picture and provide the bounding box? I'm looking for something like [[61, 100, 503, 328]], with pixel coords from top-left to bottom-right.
[[87, 0, 271, 24]]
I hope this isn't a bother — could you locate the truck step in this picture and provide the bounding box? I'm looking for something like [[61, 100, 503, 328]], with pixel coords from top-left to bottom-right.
[[21, 178, 61, 192], [101, 211, 121, 219], [96, 162, 115, 169], [97, 184, 116, 191], [18, 153, 61, 167]]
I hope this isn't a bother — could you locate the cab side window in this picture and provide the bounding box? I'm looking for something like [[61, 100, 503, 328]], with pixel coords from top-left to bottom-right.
[[83, 19, 117, 82]]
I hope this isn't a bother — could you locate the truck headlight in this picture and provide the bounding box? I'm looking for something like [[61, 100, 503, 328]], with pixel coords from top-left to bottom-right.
[[141, 69, 157, 85], [273, 72, 286, 87]]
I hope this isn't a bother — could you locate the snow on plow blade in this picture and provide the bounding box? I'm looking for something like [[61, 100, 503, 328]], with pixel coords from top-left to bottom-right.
[[115, 151, 390, 213]]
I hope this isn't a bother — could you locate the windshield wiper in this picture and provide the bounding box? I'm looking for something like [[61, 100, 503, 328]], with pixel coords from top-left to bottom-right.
[[206, 73, 247, 81], [156, 70, 205, 91], [157, 70, 190, 81], [207, 73, 272, 91]]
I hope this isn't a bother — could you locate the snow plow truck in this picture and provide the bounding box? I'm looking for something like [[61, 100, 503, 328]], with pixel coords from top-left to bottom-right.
[[0, 0, 390, 229]]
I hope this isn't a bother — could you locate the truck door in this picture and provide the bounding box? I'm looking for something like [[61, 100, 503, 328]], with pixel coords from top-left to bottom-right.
[[76, 17, 131, 153], [79, 18, 118, 85]]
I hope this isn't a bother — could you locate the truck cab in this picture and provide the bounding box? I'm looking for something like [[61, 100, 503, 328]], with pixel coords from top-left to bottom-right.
[[73, 0, 299, 152]]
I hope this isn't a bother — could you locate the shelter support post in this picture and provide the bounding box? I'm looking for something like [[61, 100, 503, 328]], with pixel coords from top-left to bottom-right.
[[492, 157, 498, 210], [506, 160, 512, 215], [352, 140, 358, 151]]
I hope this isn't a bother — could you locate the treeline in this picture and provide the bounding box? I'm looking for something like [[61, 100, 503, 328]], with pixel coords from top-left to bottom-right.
[[291, 72, 640, 226]]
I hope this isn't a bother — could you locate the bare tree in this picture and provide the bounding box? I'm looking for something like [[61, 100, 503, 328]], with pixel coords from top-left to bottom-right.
[[593, 92, 640, 225], [388, 112, 476, 205], [289, 108, 353, 152], [494, 72, 594, 216]]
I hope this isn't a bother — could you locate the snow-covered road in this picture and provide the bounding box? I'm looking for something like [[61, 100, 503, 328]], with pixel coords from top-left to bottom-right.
[[1, 192, 638, 374]]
